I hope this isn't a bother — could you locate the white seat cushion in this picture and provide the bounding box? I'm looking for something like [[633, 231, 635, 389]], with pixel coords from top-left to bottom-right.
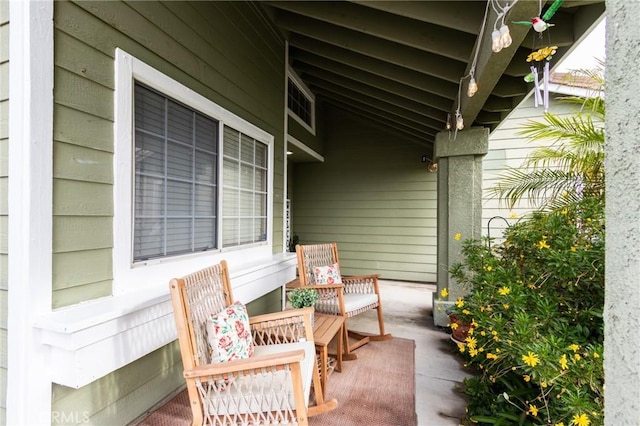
[[342, 293, 378, 313]]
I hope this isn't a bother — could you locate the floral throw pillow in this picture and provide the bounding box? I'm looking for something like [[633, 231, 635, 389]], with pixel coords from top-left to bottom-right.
[[206, 302, 254, 363], [313, 263, 343, 284]]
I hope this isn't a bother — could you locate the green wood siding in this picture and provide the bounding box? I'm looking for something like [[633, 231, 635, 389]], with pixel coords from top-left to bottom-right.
[[51, 1, 286, 423], [52, 342, 183, 425], [483, 96, 581, 238], [52, 0, 286, 308], [292, 110, 437, 282], [288, 115, 323, 154], [0, 1, 8, 422]]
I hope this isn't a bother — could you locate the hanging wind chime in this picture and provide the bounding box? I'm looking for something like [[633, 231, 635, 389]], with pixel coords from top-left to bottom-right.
[[514, 0, 564, 111]]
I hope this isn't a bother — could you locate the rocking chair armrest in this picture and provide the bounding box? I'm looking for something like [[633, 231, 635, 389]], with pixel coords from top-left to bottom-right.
[[342, 274, 381, 295], [342, 274, 380, 282], [249, 306, 314, 325], [184, 349, 306, 379], [304, 283, 344, 290]]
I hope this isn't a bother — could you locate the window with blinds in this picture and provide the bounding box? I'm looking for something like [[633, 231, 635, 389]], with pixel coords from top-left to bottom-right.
[[133, 83, 219, 261], [287, 67, 315, 134], [222, 127, 268, 247]]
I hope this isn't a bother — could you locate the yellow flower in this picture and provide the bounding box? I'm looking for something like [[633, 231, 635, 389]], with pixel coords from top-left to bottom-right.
[[485, 265, 493, 271], [486, 353, 498, 360], [571, 246, 578, 252], [451, 322, 459, 330], [529, 404, 539, 417], [462, 309, 470, 315], [538, 240, 550, 249], [524, 374, 531, 382], [574, 353, 582, 361], [593, 352, 600, 358], [541, 381, 548, 388], [480, 330, 486, 336], [440, 288, 449, 298], [522, 351, 540, 367], [471, 319, 478, 327], [556, 423, 565, 426], [561, 208, 568, 215], [456, 298, 465, 308], [498, 286, 510, 295], [458, 343, 466, 353], [454, 232, 462, 241], [569, 344, 580, 352], [559, 354, 568, 370], [469, 348, 478, 357], [503, 303, 510, 310], [465, 336, 477, 349], [510, 211, 518, 218], [571, 413, 590, 426]]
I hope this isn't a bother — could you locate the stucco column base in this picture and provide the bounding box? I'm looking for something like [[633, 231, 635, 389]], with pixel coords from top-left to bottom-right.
[[433, 127, 488, 327], [432, 297, 455, 327]]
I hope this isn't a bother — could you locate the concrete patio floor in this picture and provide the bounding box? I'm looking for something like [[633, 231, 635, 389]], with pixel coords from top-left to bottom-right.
[[346, 280, 473, 426]]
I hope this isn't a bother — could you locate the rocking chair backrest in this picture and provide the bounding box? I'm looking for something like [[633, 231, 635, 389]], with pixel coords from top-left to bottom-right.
[[296, 243, 340, 285], [170, 260, 234, 368]]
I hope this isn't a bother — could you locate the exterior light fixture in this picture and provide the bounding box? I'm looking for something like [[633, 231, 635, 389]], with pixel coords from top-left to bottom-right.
[[455, 112, 464, 130], [491, 29, 503, 53], [499, 25, 512, 48], [467, 77, 478, 97]]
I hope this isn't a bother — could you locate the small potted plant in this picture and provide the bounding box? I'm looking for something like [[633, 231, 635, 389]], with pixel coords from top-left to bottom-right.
[[288, 287, 319, 326]]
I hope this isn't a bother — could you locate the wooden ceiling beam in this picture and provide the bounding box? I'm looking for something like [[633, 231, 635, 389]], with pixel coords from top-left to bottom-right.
[[269, 1, 475, 62], [309, 79, 444, 131], [351, 1, 486, 35], [275, 10, 466, 83], [323, 98, 436, 147], [289, 36, 459, 100], [297, 66, 447, 124], [292, 52, 454, 111]]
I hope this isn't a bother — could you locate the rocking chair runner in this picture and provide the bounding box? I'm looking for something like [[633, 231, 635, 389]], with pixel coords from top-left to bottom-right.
[[295, 243, 392, 357], [169, 260, 337, 426]]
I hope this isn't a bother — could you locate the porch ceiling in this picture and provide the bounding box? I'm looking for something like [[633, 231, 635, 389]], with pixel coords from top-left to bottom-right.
[[261, 0, 605, 158]]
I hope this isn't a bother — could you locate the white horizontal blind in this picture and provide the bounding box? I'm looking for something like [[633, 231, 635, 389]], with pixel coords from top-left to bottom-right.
[[222, 127, 268, 247], [133, 83, 219, 261]]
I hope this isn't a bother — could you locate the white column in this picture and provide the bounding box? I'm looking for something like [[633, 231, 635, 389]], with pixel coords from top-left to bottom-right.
[[604, 0, 640, 423], [7, 0, 54, 424]]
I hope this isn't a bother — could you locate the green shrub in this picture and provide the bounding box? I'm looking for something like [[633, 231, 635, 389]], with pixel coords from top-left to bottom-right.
[[449, 197, 604, 426], [288, 287, 319, 308]]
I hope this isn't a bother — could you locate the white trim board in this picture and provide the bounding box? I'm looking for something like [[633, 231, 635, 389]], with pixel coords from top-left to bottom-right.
[[7, 1, 54, 424], [34, 253, 297, 388], [113, 48, 276, 295]]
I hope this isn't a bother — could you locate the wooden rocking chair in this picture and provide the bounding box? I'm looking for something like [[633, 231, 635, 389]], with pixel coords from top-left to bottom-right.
[[169, 260, 337, 425], [295, 243, 392, 358]]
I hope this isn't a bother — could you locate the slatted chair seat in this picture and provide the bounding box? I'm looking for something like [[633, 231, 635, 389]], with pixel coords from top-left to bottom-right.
[[169, 260, 337, 425], [295, 243, 392, 357]]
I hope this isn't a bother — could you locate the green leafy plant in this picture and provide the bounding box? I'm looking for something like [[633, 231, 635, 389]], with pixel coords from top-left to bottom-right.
[[288, 287, 319, 308], [491, 66, 604, 211], [452, 197, 604, 425], [452, 67, 605, 426]]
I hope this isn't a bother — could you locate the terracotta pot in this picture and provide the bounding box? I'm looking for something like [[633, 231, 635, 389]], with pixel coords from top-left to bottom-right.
[[449, 314, 472, 342]]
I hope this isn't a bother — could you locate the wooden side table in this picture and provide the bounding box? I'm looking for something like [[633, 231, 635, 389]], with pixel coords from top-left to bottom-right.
[[312, 313, 345, 398]]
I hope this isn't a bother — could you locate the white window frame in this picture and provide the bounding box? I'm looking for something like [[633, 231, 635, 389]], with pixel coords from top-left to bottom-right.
[[114, 49, 274, 295], [287, 65, 316, 135]]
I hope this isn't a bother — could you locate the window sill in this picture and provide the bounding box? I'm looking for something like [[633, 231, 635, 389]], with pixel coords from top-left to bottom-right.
[[34, 253, 297, 388]]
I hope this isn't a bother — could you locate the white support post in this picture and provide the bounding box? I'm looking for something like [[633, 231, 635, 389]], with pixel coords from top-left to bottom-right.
[[7, 0, 54, 424]]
